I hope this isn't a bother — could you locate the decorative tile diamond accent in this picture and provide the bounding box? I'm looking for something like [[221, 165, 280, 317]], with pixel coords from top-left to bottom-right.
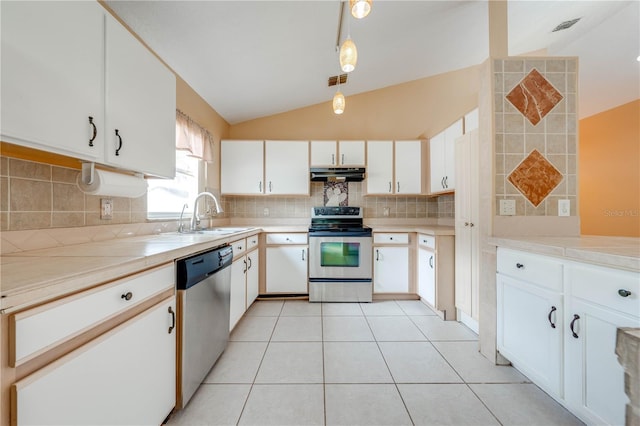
[[505, 69, 563, 125], [507, 149, 563, 207]]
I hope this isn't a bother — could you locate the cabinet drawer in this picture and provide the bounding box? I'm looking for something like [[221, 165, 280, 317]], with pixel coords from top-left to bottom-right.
[[497, 248, 563, 291], [230, 238, 247, 259], [246, 234, 259, 250], [266, 233, 308, 245], [418, 234, 435, 249], [568, 263, 640, 318], [374, 233, 409, 245], [11, 264, 174, 367]]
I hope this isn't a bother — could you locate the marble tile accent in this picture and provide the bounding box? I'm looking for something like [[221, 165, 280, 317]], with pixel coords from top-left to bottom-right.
[[506, 68, 563, 126], [507, 149, 563, 207]]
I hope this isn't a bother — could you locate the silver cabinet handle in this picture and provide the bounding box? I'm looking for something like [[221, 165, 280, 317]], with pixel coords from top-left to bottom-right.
[[429, 255, 434, 268]]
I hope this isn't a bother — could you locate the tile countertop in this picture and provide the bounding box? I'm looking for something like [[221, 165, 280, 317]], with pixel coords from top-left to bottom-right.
[[1, 228, 265, 313], [0, 224, 452, 313], [488, 235, 640, 272]]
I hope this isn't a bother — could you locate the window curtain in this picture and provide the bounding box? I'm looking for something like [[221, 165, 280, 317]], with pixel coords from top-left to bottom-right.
[[175, 109, 214, 162]]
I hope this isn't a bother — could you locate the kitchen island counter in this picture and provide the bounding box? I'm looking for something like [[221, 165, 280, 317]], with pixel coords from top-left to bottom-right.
[[488, 235, 640, 272]]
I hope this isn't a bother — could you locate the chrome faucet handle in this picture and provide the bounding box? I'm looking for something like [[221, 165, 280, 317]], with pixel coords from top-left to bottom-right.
[[178, 203, 189, 233]]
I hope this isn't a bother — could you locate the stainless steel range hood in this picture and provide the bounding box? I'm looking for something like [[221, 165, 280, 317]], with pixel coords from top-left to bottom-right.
[[310, 167, 366, 182]]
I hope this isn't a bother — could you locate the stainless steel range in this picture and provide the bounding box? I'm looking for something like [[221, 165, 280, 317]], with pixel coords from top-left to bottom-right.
[[308, 206, 372, 302]]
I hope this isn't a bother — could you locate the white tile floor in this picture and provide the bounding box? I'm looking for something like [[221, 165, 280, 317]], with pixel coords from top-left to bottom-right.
[[166, 300, 583, 426]]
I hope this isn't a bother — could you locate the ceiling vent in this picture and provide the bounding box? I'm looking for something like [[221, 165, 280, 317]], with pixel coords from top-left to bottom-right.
[[552, 18, 581, 32], [328, 74, 348, 87]]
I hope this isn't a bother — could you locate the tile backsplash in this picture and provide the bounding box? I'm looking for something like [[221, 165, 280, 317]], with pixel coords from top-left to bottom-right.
[[0, 156, 147, 231], [494, 58, 578, 216], [1, 155, 452, 231]]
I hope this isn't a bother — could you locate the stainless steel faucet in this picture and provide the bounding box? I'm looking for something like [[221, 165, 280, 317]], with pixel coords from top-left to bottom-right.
[[178, 203, 189, 233], [190, 192, 224, 231]]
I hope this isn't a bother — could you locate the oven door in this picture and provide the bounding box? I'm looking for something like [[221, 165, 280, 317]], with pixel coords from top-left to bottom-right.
[[309, 235, 372, 280]]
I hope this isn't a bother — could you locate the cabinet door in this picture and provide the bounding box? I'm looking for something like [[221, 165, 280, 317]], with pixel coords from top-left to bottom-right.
[[395, 141, 422, 194], [454, 131, 480, 320], [1, 1, 104, 160], [265, 140, 309, 195], [418, 248, 436, 307], [338, 141, 365, 166], [104, 15, 176, 178], [230, 258, 247, 331], [429, 133, 446, 193], [246, 251, 260, 308], [497, 274, 563, 398], [221, 140, 264, 194], [14, 297, 176, 425], [266, 246, 308, 293], [310, 141, 337, 166], [564, 298, 638, 426], [443, 119, 463, 191], [366, 141, 394, 194], [373, 246, 409, 293]]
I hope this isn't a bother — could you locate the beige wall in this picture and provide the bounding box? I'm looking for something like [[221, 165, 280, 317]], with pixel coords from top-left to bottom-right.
[[229, 65, 480, 141]]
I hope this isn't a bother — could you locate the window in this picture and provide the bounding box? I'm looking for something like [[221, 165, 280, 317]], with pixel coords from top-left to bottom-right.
[[147, 150, 201, 219]]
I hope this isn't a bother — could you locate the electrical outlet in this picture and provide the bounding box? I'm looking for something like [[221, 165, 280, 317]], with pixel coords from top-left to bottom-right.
[[263, 207, 269, 216], [383, 207, 390, 217], [101, 198, 113, 220], [558, 199, 570, 216], [499, 199, 516, 216]]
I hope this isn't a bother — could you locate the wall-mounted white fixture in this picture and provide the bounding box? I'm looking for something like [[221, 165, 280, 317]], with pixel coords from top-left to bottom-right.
[[77, 162, 147, 198]]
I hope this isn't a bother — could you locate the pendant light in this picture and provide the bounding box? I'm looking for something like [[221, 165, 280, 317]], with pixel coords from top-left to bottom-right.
[[333, 74, 345, 114], [339, 37, 357, 73], [349, 0, 372, 19]]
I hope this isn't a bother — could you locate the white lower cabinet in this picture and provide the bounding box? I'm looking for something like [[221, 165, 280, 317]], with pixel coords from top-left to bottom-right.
[[418, 247, 435, 307], [497, 247, 640, 425], [497, 273, 563, 398], [13, 296, 176, 425], [373, 247, 409, 293], [229, 236, 260, 330], [266, 233, 308, 294], [564, 262, 640, 426]]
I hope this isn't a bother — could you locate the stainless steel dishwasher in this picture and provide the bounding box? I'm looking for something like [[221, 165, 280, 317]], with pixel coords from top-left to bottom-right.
[[176, 244, 233, 409]]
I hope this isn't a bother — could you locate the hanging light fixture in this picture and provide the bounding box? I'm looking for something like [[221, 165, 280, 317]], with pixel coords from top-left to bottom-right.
[[333, 73, 345, 114], [349, 0, 371, 19], [339, 37, 357, 73]]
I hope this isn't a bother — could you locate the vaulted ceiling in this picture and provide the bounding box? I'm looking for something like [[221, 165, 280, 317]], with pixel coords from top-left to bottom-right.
[[106, 1, 639, 124]]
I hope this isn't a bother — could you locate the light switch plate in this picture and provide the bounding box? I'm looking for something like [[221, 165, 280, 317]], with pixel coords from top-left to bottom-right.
[[558, 199, 570, 216], [100, 198, 113, 220], [499, 199, 516, 216]]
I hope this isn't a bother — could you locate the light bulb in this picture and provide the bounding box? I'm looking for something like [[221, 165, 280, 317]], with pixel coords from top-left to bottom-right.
[[333, 91, 345, 114], [340, 38, 358, 73], [350, 0, 371, 19]]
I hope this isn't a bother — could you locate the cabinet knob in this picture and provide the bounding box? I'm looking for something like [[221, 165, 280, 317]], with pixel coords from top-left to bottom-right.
[[469, 223, 475, 227], [618, 289, 632, 297], [464, 222, 469, 227], [121, 292, 133, 301], [516, 263, 524, 269]]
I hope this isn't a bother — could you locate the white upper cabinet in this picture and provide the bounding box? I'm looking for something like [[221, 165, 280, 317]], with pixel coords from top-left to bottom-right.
[[464, 108, 479, 132], [265, 140, 309, 195], [310, 140, 365, 166], [104, 15, 176, 178], [221, 140, 264, 195], [394, 140, 423, 194], [221, 140, 309, 195], [366, 141, 394, 194], [0, 2, 176, 178], [429, 119, 462, 194], [1, 1, 104, 160], [366, 140, 423, 195]]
